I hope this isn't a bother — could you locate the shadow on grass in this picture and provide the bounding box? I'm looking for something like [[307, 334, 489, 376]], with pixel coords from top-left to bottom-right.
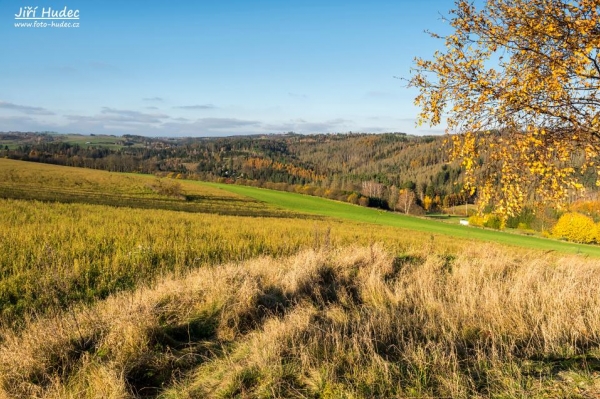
[[0, 185, 323, 220], [126, 287, 294, 398]]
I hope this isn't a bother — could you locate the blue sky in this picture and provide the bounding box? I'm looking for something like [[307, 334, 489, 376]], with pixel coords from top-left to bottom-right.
[[1, 0, 454, 137]]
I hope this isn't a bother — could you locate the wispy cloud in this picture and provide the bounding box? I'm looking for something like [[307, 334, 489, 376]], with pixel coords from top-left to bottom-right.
[[159, 117, 261, 136], [193, 117, 259, 129], [0, 101, 55, 115], [47, 65, 78, 74], [102, 107, 169, 123], [173, 104, 217, 110], [0, 115, 37, 123], [264, 118, 351, 133], [358, 126, 397, 133], [0, 115, 59, 132], [65, 108, 170, 125], [143, 97, 164, 102]]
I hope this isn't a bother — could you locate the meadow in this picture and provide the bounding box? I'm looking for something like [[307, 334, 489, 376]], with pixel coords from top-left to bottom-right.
[[2, 244, 599, 398], [0, 133, 145, 150], [0, 159, 462, 325], [0, 159, 599, 398], [0, 159, 298, 217], [208, 182, 600, 257]]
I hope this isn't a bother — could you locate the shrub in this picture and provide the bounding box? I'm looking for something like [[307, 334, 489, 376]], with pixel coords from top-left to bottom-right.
[[552, 212, 597, 244], [408, 203, 425, 216], [483, 214, 502, 229], [468, 214, 484, 227], [468, 214, 503, 229], [347, 193, 359, 205], [149, 179, 184, 198], [506, 207, 535, 229]]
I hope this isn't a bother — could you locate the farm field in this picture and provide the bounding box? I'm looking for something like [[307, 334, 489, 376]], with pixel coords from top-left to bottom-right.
[[0, 159, 599, 398], [0, 159, 300, 217], [61, 133, 145, 149], [0, 159, 465, 324], [208, 182, 600, 257]]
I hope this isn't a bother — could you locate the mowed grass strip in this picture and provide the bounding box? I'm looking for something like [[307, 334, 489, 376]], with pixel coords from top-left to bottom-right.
[[207, 182, 600, 257]]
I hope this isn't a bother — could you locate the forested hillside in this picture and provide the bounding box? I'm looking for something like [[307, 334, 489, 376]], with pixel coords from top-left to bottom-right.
[[1, 132, 465, 209], [3, 131, 597, 222]]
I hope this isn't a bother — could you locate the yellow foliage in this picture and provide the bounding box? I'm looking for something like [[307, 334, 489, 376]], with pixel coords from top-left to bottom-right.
[[423, 195, 433, 212], [410, 0, 600, 223], [468, 214, 484, 227], [570, 199, 600, 219], [552, 212, 597, 244]]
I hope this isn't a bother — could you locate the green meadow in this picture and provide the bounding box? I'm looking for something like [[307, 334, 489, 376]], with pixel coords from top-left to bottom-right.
[[208, 182, 600, 257]]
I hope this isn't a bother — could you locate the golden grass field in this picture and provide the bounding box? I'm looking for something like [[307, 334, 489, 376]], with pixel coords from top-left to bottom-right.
[[0, 159, 599, 398], [1, 245, 599, 398]]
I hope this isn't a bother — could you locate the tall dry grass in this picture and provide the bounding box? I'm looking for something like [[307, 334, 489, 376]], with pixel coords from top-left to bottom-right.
[[1, 197, 435, 325], [1, 244, 599, 398]]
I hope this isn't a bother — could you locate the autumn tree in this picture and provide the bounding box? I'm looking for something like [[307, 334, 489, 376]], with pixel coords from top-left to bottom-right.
[[423, 195, 434, 212], [410, 0, 600, 225], [387, 185, 399, 210], [397, 188, 416, 214], [361, 180, 384, 199]]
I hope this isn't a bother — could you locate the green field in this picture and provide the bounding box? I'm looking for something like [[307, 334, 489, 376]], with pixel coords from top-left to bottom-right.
[[0, 159, 300, 218], [208, 182, 600, 257]]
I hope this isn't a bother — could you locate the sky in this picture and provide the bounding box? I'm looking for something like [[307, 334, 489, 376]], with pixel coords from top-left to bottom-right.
[[0, 0, 455, 137]]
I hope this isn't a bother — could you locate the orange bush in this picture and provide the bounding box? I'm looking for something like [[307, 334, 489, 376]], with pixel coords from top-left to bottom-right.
[[571, 200, 600, 220]]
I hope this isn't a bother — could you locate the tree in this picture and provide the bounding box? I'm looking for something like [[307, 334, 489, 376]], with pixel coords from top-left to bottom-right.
[[361, 180, 384, 199], [347, 192, 360, 204], [410, 0, 600, 225], [423, 195, 434, 212], [387, 185, 399, 210], [397, 188, 416, 214]]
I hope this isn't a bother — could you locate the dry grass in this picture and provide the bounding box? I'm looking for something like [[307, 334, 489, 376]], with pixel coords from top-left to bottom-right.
[[0, 196, 446, 326], [1, 244, 599, 398], [0, 158, 294, 217]]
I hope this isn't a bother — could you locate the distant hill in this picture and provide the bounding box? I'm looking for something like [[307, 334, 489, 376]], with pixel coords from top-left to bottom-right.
[[6, 130, 595, 214], [1, 131, 460, 200]]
